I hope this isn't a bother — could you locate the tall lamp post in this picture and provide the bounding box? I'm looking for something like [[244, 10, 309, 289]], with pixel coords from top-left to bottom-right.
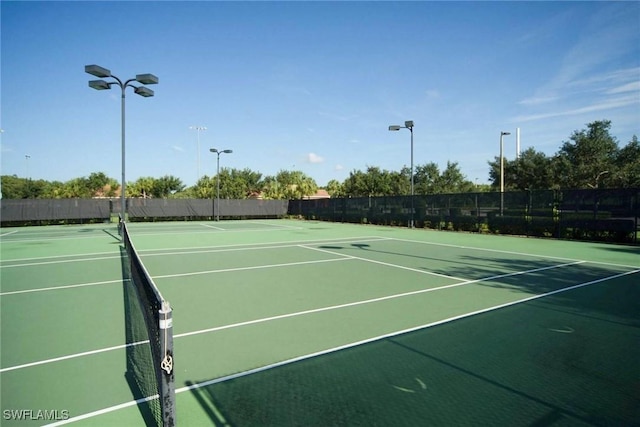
[[25, 155, 31, 179], [85, 64, 158, 223], [499, 131, 511, 216], [389, 120, 415, 228], [210, 148, 233, 221], [189, 126, 207, 182]]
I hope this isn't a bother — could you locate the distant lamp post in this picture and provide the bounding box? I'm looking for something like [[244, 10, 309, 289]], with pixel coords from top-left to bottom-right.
[[25, 155, 31, 179], [389, 120, 415, 228], [190, 126, 207, 182], [500, 131, 511, 216], [85, 64, 158, 223], [210, 148, 233, 221]]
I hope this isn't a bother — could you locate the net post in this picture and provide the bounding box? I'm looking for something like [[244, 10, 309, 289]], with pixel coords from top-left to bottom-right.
[[159, 301, 175, 427]]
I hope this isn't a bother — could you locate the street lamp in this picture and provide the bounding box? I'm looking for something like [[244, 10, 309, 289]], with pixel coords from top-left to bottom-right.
[[25, 155, 31, 179], [85, 64, 158, 223], [500, 131, 511, 216], [210, 148, 233, 221], [190, 126, 207, 182], [389, 120, 415, 228]]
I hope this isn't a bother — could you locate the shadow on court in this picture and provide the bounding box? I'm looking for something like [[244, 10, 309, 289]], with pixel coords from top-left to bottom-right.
[[185, 280, 640, 426]]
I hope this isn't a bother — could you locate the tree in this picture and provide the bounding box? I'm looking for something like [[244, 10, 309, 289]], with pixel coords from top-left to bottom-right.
[[488, 148, 555, 191], [261, 175, 284, 199], [87, 172, 111, 194], [153, 175, 185, 198], [343, 166, 397, 197], [414, 163, 440, 195], [1, 175, 26, 199], [555, 120, 619, 188], [129, 177, 156, 198], [325, 179, 344, 198], [275, 170, 318, 199], [613, 135, 640, 187], [438, 161, 475, 193], [61, 177, 92, 198]]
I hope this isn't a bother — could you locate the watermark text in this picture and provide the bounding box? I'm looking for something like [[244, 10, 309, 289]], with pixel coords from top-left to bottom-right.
[[3, 409, 70, 421]]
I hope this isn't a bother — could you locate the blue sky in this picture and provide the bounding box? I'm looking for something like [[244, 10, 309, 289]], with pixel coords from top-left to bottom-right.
[[1, 1, 639, 188]]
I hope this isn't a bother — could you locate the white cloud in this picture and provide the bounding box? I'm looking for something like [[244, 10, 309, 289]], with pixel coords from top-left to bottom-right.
[[606, 81, 640, 95], [172, 145, 185, 152], [334, 164, 344, 171], [307, 152, 324, 163], [518, 96, 560, 106], [511, 94, 638, 123]]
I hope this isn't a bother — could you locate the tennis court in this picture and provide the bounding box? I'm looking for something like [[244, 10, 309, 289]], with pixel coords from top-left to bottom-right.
[[1, 220, 639, 426]]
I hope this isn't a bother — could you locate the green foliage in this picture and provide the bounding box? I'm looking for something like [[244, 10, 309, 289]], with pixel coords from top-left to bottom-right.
[[488, 120, 639, 191], [2, 119, 637, 200]]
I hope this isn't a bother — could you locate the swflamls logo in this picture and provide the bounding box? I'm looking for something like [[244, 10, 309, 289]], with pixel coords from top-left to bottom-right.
[[3, 409, 70, 421]]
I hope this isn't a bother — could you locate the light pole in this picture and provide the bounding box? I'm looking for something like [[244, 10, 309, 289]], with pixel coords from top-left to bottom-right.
[[389, 120, 415, 228], [500, 131, 511, 216], [25, 155, 31, 179], [189, 126, 207, 182], [210, 148, 233, 221], [85, 64, 158, 223]]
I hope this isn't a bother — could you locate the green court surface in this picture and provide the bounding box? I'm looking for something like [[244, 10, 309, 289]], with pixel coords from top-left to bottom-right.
[[1, 220, 639, 426]]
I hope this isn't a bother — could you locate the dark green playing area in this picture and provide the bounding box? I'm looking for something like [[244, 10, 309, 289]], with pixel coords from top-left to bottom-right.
[[1, 220, 639, 426]]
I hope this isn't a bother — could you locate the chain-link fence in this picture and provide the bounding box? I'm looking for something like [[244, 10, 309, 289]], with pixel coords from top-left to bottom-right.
[[1, 198, 289, 225], [289, 188, 639, 244]]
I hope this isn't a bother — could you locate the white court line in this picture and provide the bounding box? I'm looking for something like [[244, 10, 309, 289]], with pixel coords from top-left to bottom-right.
[[44, 267, 640, 426], [300, 245, 467, 281], [0, 230, 19, 237], [120, 226, 303, 239], [244, 220, 303, 230], [0, 254, 122, 269], [200, 223, 225, 231], [1, 260, 583, 373], [0, 250, 118, 265], [152, 257, 353, 280], [0, 239, 387, 296], [0, 233, 119, 244], [137, 235, 390, 254], [141, 237, 389, 258], [0, 279, 127, 297], [390, 237, 640, 270], [0, 339, 147, 373], [173, 261, 584, 339]]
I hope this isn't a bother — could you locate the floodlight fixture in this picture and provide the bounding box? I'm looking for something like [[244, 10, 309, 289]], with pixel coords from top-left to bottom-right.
[[85, 64, 111, 78], [88, 80, 111, 90], [134, 86, 154, 97], [85, 64, 158, 226], [136, 73, 159, 85], [388, 120, 416, 228]]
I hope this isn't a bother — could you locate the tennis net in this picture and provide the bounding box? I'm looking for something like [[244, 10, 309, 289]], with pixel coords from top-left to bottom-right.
[[122, 222, 175, 426]]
